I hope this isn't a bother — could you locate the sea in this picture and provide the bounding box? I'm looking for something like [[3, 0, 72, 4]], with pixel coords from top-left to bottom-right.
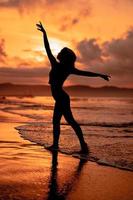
[[0, 96, 133, 171]]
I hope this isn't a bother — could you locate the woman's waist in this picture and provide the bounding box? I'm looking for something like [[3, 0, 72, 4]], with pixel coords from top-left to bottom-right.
[[48, 78, 64, 86], [50, 85, 69, 100], [50, 84, 63, 91]]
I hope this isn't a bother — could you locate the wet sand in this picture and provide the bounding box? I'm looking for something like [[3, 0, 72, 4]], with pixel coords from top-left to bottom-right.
[[0, 122, 133, 200]]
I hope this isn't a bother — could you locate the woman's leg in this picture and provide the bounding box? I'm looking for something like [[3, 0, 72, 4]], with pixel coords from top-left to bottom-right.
[[52, 101, 62, 148], [63, 99, 88, 153]]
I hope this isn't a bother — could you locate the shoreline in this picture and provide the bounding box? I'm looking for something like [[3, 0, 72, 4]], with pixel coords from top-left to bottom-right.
[[18, 126, 133, 172], [16, 122, 133, 172], [0, 122, 133, 200]]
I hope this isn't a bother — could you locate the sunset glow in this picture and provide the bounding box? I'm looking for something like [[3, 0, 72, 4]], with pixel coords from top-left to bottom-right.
[[0, 0, 133, 87], [0, 2, 133, 198]]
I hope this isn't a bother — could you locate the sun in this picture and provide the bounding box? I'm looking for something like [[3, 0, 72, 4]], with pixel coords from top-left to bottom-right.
[[34, 37, 70, 63], [36, 37, 69, 56], [50, 38, 68, 55]]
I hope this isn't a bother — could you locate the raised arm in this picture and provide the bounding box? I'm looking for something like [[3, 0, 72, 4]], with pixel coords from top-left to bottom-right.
[[72, 68, 110, 81], [36, 22, 56, 66]]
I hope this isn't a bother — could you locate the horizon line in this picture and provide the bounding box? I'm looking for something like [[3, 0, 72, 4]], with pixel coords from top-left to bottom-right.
[[0, 82, 133, 89]]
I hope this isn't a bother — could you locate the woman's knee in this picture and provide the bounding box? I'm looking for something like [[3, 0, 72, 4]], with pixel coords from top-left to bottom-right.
[[53, 117, 61, 126]]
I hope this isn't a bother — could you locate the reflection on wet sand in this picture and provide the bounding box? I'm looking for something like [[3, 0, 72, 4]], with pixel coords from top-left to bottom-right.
[[47, 150, 87, 200]]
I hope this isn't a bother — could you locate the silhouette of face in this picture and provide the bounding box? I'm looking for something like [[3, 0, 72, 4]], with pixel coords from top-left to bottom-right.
[[57, 47, 76, 64]]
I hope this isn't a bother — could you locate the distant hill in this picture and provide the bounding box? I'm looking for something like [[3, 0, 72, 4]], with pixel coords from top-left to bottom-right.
[[65, 85, 133, 97], [0, 83, 50, 97], [0, 83, 133, 97]]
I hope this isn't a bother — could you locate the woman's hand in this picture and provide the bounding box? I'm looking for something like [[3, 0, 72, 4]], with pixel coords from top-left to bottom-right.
[[100, 74, 111, 81], [36, 21, 45, 33]]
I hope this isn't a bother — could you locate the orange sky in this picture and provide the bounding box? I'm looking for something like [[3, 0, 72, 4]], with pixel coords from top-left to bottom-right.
[[0, 0, 133, 87]]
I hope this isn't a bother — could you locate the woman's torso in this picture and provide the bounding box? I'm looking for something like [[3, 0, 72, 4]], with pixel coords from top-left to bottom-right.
[[49, 62, 71, 101]]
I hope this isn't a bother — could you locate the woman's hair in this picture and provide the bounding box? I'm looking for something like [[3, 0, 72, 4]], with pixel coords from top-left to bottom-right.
[[57, 47, 76, 64]]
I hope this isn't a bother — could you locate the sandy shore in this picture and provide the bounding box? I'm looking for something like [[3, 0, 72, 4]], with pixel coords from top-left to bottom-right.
[[0, 122, 132, 200]]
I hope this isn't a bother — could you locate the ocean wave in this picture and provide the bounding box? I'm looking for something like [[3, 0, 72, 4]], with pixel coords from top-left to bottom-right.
[[2, 106, 133, 128], [16, 123, 133, 171], [63, 121, 133, 128]]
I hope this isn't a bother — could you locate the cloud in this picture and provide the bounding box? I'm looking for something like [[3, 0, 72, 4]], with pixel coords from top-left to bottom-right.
[[0, 0, 91, 30], [104, 29, 133, 59], [0, 38, 50, 84], [0, 0, 19, 7], [59, 17, 80, 32], [77, 38, 102, 65], [59, 2, 91, 32], [0, 66, 48, 77], [0, 0, 89, 7], [0, 66, 49, 84], [76, 28, 133, 87], [0, 0, 40, 8], [0, 38, 7, 63], [0, 0, 43, 13], [103, 28, 133, 75], [0, 0, 91, 32], [0, 0, 63, 10]]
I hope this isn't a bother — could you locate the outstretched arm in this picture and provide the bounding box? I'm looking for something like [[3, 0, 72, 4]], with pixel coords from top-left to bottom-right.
[[72, 68, 110, 81], [36, 22, 56, 66]]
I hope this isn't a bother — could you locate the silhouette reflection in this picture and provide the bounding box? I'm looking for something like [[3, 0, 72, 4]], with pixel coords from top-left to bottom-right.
[[47, 151, 87, 200]]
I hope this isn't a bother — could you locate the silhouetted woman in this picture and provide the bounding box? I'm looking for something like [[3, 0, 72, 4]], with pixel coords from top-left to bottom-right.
[[36, 22, 110, 154]]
